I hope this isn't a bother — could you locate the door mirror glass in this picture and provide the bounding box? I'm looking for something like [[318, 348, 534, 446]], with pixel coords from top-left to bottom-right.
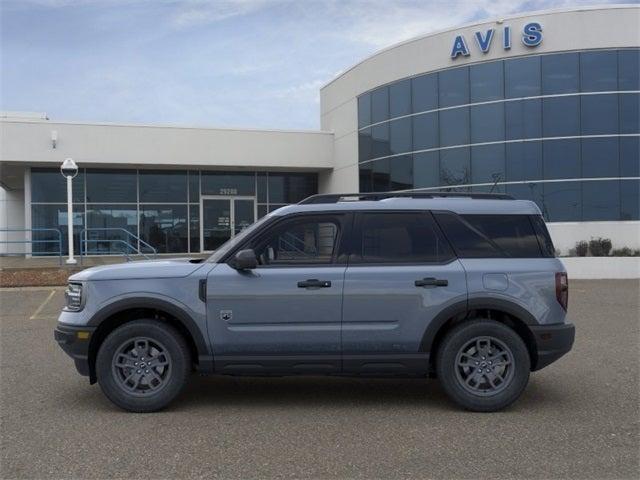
[[232, 249, 258, 270]]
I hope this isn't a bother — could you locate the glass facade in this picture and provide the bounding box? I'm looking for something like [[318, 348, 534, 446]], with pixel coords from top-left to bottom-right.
[[357, 49, 640, 222], [30, 168, 317, 255]]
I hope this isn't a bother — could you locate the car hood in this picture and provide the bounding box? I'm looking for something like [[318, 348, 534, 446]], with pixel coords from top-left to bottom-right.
[[69, 258, 207, 282]]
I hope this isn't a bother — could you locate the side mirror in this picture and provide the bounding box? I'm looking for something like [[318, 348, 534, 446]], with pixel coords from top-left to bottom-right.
[[232, 249, 258, 270]]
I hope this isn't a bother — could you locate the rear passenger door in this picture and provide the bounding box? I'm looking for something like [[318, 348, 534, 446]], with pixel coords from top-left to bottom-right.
[[341, 211, 467, 374]]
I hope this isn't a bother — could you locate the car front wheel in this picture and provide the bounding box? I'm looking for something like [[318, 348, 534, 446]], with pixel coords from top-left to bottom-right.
[[436, 319, 530, 412], [96, 320, 191, 412]]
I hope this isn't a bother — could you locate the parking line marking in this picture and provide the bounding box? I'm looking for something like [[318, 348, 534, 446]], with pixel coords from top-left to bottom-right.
[[29, 289, 57, 320]]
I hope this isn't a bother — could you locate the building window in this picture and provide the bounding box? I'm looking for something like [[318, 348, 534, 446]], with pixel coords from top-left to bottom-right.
[[470, 61, 504, 102], [86, 170, 136, 203], [541, 52, 579, 95], [139, 170, 188, 203], [439, 66, 469, 107], [411, 73, 438, 113]]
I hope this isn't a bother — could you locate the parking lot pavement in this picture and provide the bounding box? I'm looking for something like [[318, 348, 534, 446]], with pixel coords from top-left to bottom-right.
[[1, 281, 638, 480]]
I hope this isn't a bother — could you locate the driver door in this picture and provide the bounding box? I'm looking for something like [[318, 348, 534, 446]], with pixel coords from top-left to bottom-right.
[[206, 212, 351, 374]]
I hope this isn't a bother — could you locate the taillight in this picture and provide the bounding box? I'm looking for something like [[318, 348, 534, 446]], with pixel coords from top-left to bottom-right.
[[555, 272, 568, 311]]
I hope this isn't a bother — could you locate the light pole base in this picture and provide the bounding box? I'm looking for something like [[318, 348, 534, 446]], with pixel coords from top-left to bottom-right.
[[65, 258, 78, 265]]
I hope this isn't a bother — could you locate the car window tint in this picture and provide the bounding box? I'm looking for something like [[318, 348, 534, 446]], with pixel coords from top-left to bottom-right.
[[435, 212, 544, 258], [434, 212, 502, 258], [530, 215, 556, 257], [357, 212, 453, 263], [254, 218, 339, 265]]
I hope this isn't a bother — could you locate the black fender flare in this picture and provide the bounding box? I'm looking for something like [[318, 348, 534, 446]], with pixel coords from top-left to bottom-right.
[[420, 297, 538, 354], [87, 296, 212, 370]]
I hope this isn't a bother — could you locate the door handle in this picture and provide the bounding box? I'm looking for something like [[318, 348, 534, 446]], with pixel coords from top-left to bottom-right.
[[415, 277, 448, 287], [297, 279, 332, 288]]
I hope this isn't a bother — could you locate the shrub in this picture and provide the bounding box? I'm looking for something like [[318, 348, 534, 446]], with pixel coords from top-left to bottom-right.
[[611, 247, 640, 257], [575, 241, 589, 257], [589, 237, 612, 257]]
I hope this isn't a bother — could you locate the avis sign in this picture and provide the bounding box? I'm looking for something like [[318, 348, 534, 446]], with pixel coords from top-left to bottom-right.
[[450, 22, 543, 59]]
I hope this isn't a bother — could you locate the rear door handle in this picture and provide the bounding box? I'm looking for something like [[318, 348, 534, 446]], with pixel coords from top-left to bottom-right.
[[415, 277, 448, 287], [297, 279, 332, 288]]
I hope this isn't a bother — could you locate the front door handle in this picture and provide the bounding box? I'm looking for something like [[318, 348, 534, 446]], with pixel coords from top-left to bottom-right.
[[415, 277, 448, 287], [297, 279, 332, 288]]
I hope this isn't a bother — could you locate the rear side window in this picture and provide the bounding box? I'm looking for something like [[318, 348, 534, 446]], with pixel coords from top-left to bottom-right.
[[354, 212, 454, 264], [530, 215, 556, 257], [434, 213, 548, 258]]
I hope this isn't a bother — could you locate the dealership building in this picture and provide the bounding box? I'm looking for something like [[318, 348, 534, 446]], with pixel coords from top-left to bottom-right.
[[1, 5, 638, 257]]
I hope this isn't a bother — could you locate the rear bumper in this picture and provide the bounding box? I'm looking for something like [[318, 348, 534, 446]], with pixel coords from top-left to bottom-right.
[[530, 322, 575, 371], [54, 323, 96, 377]]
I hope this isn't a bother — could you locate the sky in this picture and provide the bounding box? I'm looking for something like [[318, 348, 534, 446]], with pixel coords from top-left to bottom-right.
[[0, 0, 629, 130]]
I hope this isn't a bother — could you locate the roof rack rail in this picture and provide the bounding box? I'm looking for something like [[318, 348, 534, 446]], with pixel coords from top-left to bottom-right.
[[299, 191, 514, 205]]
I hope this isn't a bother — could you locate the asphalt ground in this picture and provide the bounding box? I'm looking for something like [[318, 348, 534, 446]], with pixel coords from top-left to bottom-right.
[[1, 280, 638, 479]]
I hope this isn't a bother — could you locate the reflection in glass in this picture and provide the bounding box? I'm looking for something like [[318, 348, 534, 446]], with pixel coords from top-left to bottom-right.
[[581, 94, 619, 135], [358, 94, 371, 128], [86, 170, 136, 203], [359, 128, 373, 162], [389, 79, 411, 118], [581, 50, 618, 92], [470, 103, 505, 143], [470, 61, 504, 102], [542, 96, 580, 137], [439, 107, 469, 147], [31, 169, 85, 203], [390, 155, 412, 190], [505, 99, 541, 140], [621, 180, 640, 220], [620, 93, 640, 134], [581, 138, 619, 178], [189, 204, 200, 253], [371, 123, 390, 158], [506, 142, 543, 181], [439, 67, 469, 107], [139, 205, 188, 253], [582, 180, 620, 221], [542, 182, 581, 222], [440, 148, 470, 186], [371, 86, 389, 123], [505, 56, 540, 98], [471, 144, 505, 187], [618, 49, 640, 91], [413, 152, 439, 189], [86, 205, 138, 255], [389, 117, 412, 155], [202, 199, 231, 251], [541, 53, 579, 94], [412, 112, 438, 151], [412, 73, 438, 113], [543, 139, 580, 180], [139, 170, 187, 203], [31, 204, 84, 255]]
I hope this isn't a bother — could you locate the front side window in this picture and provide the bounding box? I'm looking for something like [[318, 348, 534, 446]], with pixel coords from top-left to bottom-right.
[[253, 216, 341, 266], [354, 212, 453, 264]]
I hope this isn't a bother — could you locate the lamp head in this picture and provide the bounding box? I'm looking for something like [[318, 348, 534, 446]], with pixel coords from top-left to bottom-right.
[[60, 158, 78, 179]]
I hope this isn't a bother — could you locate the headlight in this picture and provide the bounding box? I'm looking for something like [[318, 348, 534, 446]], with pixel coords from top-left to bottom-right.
[[64, 283, 84, 311]]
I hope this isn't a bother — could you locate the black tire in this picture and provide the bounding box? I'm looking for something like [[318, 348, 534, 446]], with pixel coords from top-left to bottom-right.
[[436, 319, 530, 412], [96, 320, 191, 412]]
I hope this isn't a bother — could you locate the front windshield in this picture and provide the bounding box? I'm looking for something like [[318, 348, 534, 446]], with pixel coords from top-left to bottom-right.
[[206, 214, 272, 263]]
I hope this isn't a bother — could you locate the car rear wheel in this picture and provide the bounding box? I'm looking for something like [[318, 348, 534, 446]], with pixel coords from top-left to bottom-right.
[[436, 319, 530, 412], [96, 320, 191, 412]]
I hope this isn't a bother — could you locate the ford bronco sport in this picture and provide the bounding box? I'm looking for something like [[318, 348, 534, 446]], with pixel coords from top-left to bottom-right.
[[55, 191, 575, 412]]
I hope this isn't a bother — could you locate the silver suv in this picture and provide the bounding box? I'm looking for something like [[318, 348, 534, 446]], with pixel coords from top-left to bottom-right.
[[55, 192, 575, 412]]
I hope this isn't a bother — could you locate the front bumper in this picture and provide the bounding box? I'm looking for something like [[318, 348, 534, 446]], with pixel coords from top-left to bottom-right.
[[530, 322, 575, 371], [54, 323, 96, 377]]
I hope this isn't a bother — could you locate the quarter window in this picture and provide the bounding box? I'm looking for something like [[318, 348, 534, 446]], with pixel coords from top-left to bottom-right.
[[435, 213, 548, 258], [355, 212, 453, 264]]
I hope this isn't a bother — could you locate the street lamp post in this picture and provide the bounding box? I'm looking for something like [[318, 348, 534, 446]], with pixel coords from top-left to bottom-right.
[[60, 158, 78, 265]]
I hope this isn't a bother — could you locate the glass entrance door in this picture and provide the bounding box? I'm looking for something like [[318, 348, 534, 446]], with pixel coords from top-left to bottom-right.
[[201, 196, 256, 252]]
